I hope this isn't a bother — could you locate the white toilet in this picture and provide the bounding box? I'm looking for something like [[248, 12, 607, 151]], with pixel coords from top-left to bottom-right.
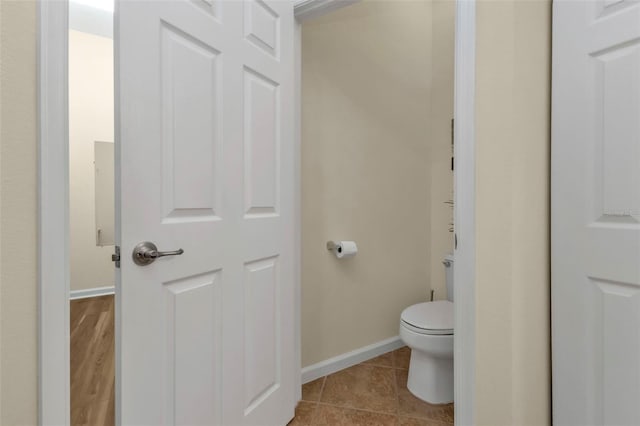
[[399, 253, 454, 404]]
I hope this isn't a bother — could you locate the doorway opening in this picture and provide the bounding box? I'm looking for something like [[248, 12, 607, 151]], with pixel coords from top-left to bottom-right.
[[292, 1, 458, 424], [68, 0, 115, 424]]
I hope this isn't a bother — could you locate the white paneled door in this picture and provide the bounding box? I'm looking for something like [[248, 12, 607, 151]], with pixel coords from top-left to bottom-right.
[[552, 1, 640, 425], [116, 1, 296, 424]]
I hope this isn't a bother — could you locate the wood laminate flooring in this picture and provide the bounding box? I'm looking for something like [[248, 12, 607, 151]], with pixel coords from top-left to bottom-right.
[[71, 295, 115, 426]]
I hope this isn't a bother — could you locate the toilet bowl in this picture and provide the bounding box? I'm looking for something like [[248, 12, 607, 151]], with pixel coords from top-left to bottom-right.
[[399, 301, 453, 404], [399, 254, 454, 404]]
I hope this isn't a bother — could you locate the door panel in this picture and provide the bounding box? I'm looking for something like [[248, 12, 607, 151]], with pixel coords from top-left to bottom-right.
[[244, 0, 279, 57], [244, 67, 280, 216], [165, 271, 222, 425], [116, 1, 295, 424], [243, 256, 279, 413], [161, 23, 222, 221], [552, 1, 640, 424]]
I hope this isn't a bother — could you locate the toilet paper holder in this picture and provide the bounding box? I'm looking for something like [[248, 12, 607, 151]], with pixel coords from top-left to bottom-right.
[[326, 240, 358, 258]]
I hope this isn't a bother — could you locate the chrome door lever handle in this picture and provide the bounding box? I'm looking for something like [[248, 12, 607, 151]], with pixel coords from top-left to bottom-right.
[[147, 248, 184, 259], [132, 241, 184, 266]]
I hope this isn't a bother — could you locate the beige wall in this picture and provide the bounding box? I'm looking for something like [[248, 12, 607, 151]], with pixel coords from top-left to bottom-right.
[[69, 29, 115, 292], [0, 1, 39, 425], [301, 0, 454, 367], [474, 0, 551, 424], [430, 0, 455, 297], [0, 0, 550, 423]]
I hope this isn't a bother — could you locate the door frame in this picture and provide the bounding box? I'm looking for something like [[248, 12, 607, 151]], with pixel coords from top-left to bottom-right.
[[452, 1, 477, 423], [38, 0, 477, 424], [38, 1, 70, 424], [295, 0, 477, 422]]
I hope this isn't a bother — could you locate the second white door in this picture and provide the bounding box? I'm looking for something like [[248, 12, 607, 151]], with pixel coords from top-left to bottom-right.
[[116, 1, 296, 424], [553, 0, 640, 424]]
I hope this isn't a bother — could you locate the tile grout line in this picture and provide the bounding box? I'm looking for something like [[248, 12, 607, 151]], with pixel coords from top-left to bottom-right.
[[400, 412, 454, 425], [315, 401, 398, 418], [392, 350, 401, 420], [315, 349, 404, 420], [318, 375, 327, 402], [309, 401, 320, 425], [308, 376, 326, 425]]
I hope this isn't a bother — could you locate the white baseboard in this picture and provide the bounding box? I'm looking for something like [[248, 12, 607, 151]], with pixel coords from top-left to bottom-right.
[[301, 336, 404, 384], [69, 286, 115, 300]]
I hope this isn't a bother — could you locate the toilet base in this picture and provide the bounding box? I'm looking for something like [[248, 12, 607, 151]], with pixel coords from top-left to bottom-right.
[[406, 348, 453, 404]]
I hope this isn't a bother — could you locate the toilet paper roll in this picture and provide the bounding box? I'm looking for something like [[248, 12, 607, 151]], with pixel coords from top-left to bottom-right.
[[335, 241, 358, 259]]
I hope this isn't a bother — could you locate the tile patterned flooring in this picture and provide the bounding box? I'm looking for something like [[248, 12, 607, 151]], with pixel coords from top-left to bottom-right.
[[289, 347, 454, 426]]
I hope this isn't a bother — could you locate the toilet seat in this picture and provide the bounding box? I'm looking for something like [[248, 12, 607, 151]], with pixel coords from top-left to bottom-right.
[[400, 301, 453, 335]]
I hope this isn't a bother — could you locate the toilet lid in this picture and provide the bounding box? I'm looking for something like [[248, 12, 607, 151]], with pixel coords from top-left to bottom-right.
[[401, 301, 453, 333]]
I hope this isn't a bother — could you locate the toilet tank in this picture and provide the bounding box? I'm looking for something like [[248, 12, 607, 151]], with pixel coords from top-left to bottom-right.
[[443, 253, 454, 301]]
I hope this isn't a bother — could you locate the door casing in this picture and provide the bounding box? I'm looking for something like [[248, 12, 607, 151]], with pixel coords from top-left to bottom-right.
[[37, 0, 478, 424]]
